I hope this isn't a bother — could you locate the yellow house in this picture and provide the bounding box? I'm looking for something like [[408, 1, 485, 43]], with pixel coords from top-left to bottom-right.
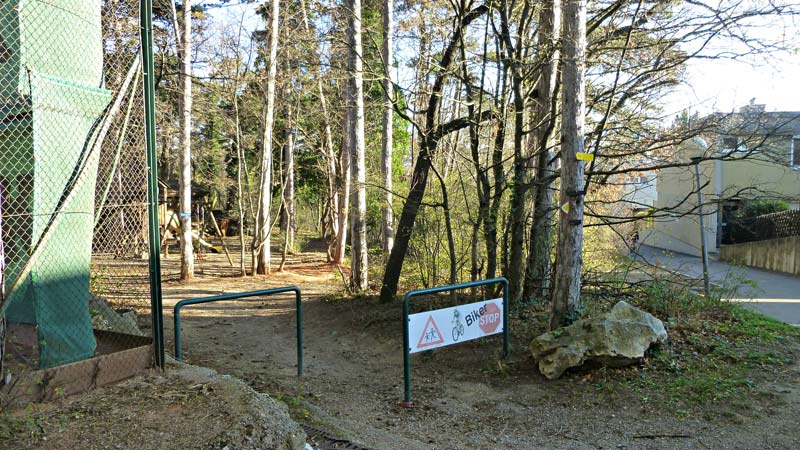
[[641, 106, 800, 257]]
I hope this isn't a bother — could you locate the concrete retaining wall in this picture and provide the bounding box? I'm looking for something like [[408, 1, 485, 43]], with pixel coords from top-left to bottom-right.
[[720, 236, 800, 276]]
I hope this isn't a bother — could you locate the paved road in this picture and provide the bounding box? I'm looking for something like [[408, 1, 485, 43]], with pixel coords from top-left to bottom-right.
[[633, 245, 800, 325]]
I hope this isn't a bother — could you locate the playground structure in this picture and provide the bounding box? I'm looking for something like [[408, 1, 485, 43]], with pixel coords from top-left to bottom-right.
[[0, 0, 163, 403]]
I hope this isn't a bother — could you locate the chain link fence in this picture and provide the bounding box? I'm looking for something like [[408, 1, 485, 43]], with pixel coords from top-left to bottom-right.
[[726, 209, 800, 244], [0, 0, 155, 402]]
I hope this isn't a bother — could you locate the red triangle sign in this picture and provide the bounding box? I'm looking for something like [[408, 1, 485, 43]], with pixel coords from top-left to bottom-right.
[[417, 315, 445, 349]]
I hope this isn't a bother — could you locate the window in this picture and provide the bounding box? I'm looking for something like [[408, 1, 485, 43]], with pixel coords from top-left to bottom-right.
[[793, 137, 800, 168], [722, 136, 738, 149]]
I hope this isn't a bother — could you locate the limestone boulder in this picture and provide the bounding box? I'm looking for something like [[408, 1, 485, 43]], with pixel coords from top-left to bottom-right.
[[89, 293, 145, 336], [531, 301, 667, 379]]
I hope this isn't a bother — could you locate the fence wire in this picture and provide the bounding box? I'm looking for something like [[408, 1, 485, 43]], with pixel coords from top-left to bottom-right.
[[0, 0, 153, 393], [726, 209, 800, 244]]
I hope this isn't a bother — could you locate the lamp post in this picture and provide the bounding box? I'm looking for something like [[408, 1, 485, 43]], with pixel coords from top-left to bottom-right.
[[690, 156, 712, 298]]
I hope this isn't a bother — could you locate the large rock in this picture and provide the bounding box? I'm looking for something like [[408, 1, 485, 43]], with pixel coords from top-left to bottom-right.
[[170, 361, 307, 450], [531, 301, 667, 379], [89, 293, 145, 336]]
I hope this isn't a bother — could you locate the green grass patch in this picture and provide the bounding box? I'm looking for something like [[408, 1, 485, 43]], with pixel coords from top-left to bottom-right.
[[581, 279, 800, 415]]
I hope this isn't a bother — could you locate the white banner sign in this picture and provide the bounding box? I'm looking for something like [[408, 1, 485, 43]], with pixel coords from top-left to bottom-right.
[[408, 298, 504, 353]]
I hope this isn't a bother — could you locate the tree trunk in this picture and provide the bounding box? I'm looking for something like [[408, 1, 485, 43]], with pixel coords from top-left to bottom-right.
[[381, 145, 432, 301], [460, 25, 490, 284], [380, 4, 489, 302], [507, 74, 526, 302], [283, 106, 296, 253], [332, 83, 351, 266], [551, 0, 587, 328], [255, 0, 280, 275], [433, 166, 457, 286], [409, 22, 428, 170], [485, 69, 507, 280], [464, 66, 488, 283], [524, 0, 561, 301], [178, 0, 194, 280], [234, 85, 247, 276], [498, 2, 533, 303], [347, 0, 368, 290], [381, 0, 395, 254], [299, 0, 338, 260]]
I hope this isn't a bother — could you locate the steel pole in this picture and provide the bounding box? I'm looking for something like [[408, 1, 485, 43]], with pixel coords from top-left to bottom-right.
[[173, 287, 303, 376], [295, 288, 303, 377], [691, 157, 712, 298], [141, 0, 165, 369]]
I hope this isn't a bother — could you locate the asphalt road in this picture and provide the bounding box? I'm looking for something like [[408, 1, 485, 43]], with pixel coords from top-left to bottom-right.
[[633, 245, 800, 326]]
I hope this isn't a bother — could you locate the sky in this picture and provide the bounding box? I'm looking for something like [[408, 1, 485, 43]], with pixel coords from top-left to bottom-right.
[[664, 55, 800, 114], [206, 2, 800, 117], [662, 5, 800, 117]]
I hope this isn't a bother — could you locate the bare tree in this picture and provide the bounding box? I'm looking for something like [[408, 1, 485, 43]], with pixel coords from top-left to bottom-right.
[[174, 0, 194, 280], [524, 0, 561, 301], [299, 0, 339, 261], [283, 104, 296, 253], [551, 0, 587, 328], [255, 0, 280, 275], [333, 80, 351, 266], [346, 0, 368, 290], [381, 0, 395, 254], [498, 0, 534, 303], [380, 3, 492, 302]]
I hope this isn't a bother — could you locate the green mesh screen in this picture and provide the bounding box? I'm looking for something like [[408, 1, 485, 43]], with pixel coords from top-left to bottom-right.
[[0, 0, 154, 371]]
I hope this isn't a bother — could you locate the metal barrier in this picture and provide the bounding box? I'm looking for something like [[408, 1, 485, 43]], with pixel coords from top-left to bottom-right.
[[173, 286, 303, 376], [402, 278, 509, 407]]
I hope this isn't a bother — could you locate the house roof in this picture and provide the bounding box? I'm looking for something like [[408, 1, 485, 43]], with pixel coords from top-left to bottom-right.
[[710, 109, 800, 137]]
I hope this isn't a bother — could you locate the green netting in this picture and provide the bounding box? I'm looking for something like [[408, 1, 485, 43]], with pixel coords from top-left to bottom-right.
[[0, 0, 112, 368]]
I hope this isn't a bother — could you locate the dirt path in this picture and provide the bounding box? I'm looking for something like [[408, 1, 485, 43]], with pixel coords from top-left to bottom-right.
[[162, 249, 800, 450]]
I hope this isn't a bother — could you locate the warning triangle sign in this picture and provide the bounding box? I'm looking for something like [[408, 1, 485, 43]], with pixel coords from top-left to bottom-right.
[[416, 315, 445, 349]]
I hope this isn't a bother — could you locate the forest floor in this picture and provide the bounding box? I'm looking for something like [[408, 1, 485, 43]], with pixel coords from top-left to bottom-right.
[[4, 237, 800, 449], [155, 238, 800, 449]]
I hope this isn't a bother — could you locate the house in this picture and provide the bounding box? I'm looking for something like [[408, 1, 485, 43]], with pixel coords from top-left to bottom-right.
[[640, 104, 800, 257]]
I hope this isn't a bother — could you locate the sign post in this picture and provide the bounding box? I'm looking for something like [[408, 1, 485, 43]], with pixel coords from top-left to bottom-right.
[[402, 278, 509, 407]]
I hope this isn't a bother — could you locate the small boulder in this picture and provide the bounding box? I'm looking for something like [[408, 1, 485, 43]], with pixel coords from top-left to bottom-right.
[[89, 293, 145, 336], [531, 301, 667, 379]]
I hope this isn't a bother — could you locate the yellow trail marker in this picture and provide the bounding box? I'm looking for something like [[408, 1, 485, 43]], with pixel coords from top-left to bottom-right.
[[576, 152, 594, 162]]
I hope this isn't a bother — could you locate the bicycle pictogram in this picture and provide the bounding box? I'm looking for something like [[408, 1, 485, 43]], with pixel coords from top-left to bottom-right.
[[451, 309, 464, 341]]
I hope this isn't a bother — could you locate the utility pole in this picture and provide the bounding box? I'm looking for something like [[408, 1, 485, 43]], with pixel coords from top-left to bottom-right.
[[690, 156, 712, 298]]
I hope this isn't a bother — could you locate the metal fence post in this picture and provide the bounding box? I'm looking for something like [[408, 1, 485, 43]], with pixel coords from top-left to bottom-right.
[[501, 278, 509, 357], [402, 293, 412, 407], [141, 0, 165, 370], [173, 287, 303, 376], [295, 287, 303, 377]]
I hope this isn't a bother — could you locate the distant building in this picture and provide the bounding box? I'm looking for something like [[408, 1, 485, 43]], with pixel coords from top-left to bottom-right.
[[641, 104, 800, 257]]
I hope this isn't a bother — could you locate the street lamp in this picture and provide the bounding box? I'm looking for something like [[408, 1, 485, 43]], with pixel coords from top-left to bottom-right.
[[690, 155, 712, 298]]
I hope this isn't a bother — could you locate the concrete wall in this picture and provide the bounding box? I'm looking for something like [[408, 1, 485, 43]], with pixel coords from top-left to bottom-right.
[[644, 134, 800, 258], [641, 138, 717, 257], [720, 236, 800, 276], [719, 148, 800, 200]]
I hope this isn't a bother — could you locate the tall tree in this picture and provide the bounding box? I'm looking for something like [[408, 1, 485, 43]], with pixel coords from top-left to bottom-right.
[[255, 0, 280, 275], [175, 0, 194, 280], [299, 0, 339, 261], [524, 0, 561, 301], [551, 0, 587, 328], [498, 0, 533, 303], [381, 0, 395, 254], [380, 3, 491, 302], [346, 0, 368, 290], [283, 104, 296, 253], [333, 81, 351, 266]]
